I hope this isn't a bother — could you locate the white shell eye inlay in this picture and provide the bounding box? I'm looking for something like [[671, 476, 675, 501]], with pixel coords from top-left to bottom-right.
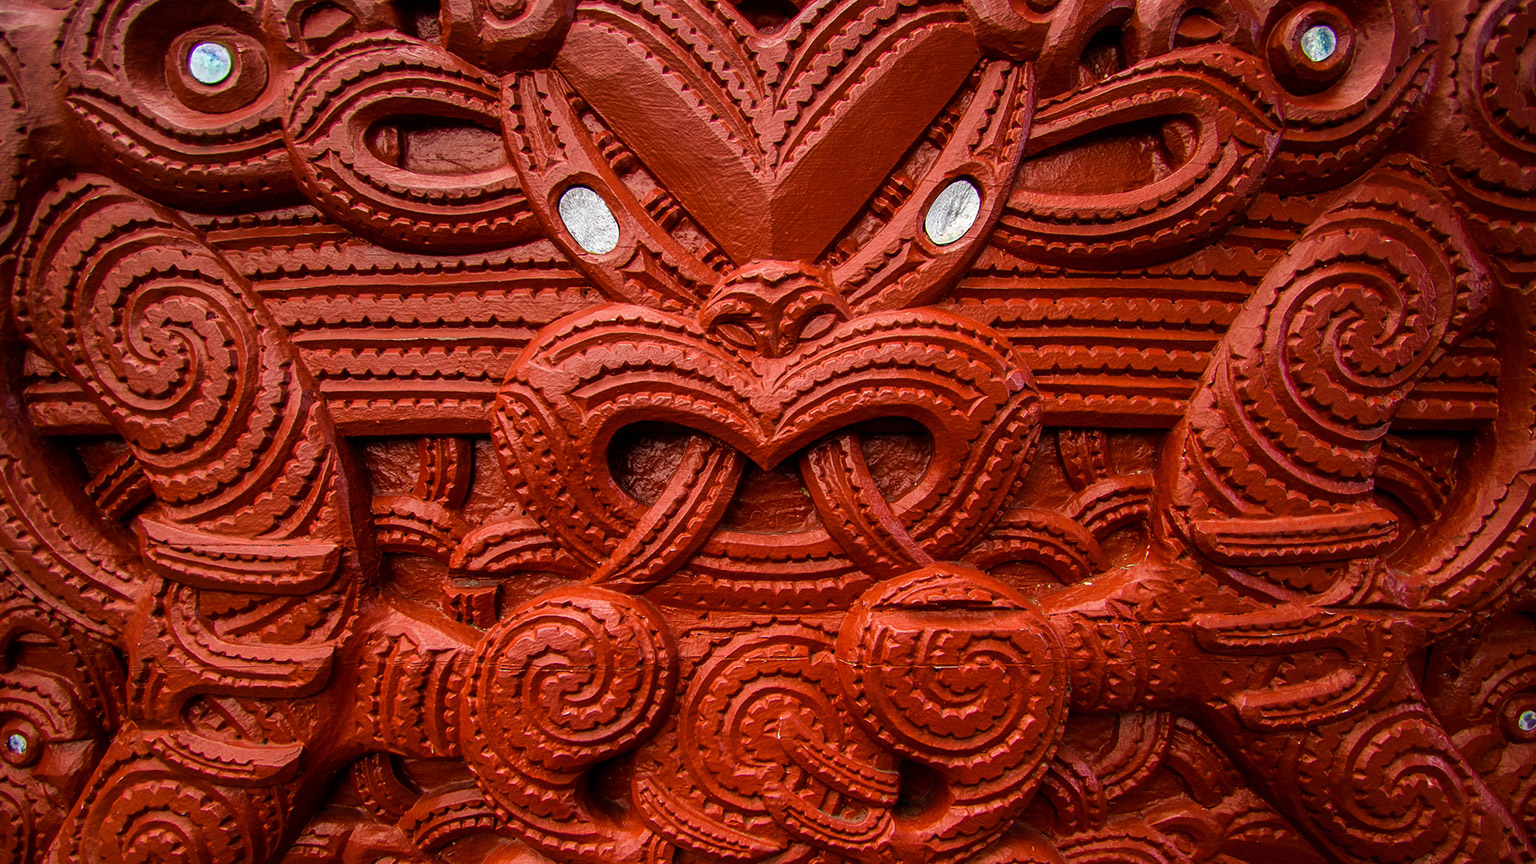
[[925, 179, 982, 246], [1300, 24, 1337, 62], [559, 186, 621, 254], [6, 733, 27, 757], [188, 42, 234, 85]]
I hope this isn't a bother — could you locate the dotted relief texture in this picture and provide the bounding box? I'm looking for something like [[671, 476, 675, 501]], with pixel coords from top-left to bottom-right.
[[0, 0, 1535, 862]]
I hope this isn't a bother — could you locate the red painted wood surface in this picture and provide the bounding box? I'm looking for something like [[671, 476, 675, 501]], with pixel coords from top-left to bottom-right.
[[0, 0, 1534, 861]]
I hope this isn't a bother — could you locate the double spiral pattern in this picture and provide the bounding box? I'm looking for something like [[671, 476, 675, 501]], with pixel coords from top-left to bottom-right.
[[463, 587, 677, 776], [79, 250, 250, 459], [629, 625, 899, 861], [461, 587, 675, 864], [1273, 251, 1438, 426], [1230, 231, 1444, 499], [681, 630, 857, 810]]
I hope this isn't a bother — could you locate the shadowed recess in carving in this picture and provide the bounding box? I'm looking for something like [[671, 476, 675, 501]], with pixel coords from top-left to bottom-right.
[[1016, 118, 1196, 195], [365, 117, 508, 175]]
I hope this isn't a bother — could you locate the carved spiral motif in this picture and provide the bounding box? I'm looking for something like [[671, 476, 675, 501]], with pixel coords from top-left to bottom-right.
[[1252, 230, 1448, 470], [1055, 818, 1192, 864], [1185, 169, 1492, 517], [1472, 1, 1536, 144], [1437, 0, 1536, 164], [16, 178, 325, 535], [93, 783, 248, 864], [629, 623, 901, 861], [20, 185, 250, 456], [833, 565, 1068, 862], [462, 587, 677, 776], [838, 566, 1066, 777], [1432, 0, 1536, 250], [682, 628, 883, 809], [1291, 698, 1485, 863], [59, 750, 275, 864], [78, 249, 248, 459]]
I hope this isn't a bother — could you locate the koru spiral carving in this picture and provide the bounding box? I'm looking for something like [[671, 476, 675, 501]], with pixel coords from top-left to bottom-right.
[[0, 0, 1535, 861]]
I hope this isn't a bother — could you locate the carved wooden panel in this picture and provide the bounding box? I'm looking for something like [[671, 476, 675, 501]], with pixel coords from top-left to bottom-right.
[[0, 0, 1534, 861]]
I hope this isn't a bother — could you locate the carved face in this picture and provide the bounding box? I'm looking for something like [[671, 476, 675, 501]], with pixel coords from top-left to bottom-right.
[[1, 0, 1536, 863]]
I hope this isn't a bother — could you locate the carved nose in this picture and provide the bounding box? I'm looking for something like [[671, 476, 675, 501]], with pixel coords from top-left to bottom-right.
[[699, 261, 850, 357]]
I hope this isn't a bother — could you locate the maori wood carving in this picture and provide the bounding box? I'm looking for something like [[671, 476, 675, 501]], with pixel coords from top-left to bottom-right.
[[1, 0, 1536, 861]]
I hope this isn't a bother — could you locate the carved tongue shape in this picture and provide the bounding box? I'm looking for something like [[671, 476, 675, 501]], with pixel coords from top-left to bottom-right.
[[553, 0, 982, 263]]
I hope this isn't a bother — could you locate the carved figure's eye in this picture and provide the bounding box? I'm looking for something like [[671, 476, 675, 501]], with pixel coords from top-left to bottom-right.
[[1266, 4, 1353, 94], [186, 41, 234, 85], [165, 28, 270, 113], [559, 185, 621, 254], [1299, 24, 1337, 63], [2, 728, 38, 767], [924, 179, 981, 246]]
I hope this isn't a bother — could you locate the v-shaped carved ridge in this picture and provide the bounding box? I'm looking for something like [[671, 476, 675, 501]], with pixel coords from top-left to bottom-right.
[[554, 0, 984, 261]]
